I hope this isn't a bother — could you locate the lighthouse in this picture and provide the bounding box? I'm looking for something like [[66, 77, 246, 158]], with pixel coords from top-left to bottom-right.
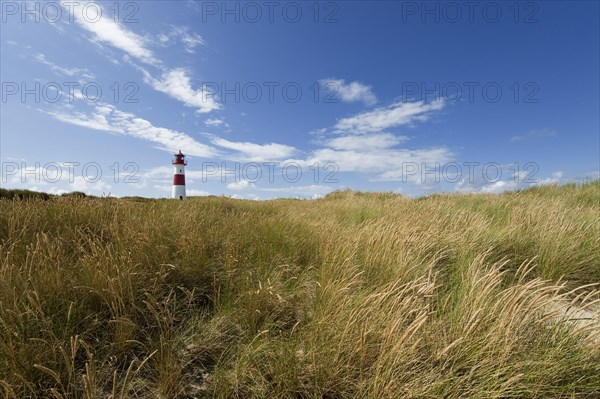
[[172, 150, 186, 200]]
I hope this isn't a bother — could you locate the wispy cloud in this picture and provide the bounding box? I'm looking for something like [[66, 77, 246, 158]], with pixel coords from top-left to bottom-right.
[[205, 118, 228, 127], [61, 1, 158, 66], [34, 53, 95, 79], [46, 103, 219, 158], [60, 1, 219, 114], [210, 137, 297, 162], [141, 68, 221, 114], [319, 78, 377, 105], [324, 133, 407, 150], [335, 100, 444, 133], [158, 26, 205, 53], [510, 128, 558, 143], [44, 101, 297, 163]]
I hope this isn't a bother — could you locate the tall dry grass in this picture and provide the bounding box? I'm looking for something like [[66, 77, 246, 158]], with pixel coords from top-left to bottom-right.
[[0, 181, 599, 398]]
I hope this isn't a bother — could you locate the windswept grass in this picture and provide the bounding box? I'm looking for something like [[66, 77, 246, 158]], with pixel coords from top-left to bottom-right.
[[0, 181, 599, 398]]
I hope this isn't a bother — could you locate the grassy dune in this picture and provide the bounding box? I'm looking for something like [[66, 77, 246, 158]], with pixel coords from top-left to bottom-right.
[[1, 182, 599, 398]]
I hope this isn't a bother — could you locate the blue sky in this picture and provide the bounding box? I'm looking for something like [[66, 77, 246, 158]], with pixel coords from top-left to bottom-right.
[[1, 0, 599, 199]]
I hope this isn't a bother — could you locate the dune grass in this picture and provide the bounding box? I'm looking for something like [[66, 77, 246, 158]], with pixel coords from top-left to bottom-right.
[[0, 181, 599, 398]]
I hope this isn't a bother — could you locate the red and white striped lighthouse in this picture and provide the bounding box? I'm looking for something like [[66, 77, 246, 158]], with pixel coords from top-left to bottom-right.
[[172, 150, 186, 200]]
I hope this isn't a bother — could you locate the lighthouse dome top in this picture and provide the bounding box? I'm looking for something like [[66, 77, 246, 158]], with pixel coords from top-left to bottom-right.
[[172, 150, 187, 165]]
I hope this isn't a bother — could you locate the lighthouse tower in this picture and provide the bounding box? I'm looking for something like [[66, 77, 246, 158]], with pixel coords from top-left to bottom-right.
[[172, 150, 187, 200]]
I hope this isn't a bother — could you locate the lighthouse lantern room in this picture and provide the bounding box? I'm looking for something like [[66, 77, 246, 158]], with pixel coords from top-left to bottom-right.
[[172, 150, 187, 200]]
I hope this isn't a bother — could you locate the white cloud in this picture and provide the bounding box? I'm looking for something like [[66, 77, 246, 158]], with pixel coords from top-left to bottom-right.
[[60, 2, 220, 114], [231, 193, 260, 200], [455, 169, 564, 194], [205, 118, 227, 127], [297, 99, 452, 181], [45, 102, 299, 166], [533, 171, 563, 186], [309, 147, 453, 180], [158, 26, 205, 53], [71, 176, 112, 194], [34, 53, 95, 79], [185, 0, 201, 11], [325, 133, 406, 150], [44, 187, 69, 195], [227, 180, 255, 190], [510, 128, 557, 143], [211, 137, 297, 162], [259, 184, 336, 196], [335, 100, 444, 133], [142, 68, 221, 114], [188, 189, 211, 196], [46, 103, 218, 158], [48, 108, 119, 132], [309, 128, 328, 136], [61, 1, 158, 66], [319, 78, 377, 105]]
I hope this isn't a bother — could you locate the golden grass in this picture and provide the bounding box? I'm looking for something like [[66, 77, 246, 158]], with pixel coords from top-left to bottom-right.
[[0, 181, 599, 398]]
